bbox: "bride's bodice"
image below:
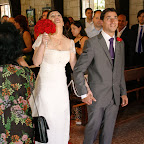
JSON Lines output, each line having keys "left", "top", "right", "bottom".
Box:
{"left": 42, "top": 49, "right": 70, "bottom": 67}
{"left": 32, "top": 34, "right": 76, "bottom": 69}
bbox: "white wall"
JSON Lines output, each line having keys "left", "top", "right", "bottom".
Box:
{"left": 64, "top": 0, "right": 143, "bottom": 27}
{"left": 129, "top": 0, "right": 143, "bottom": 28}
{"left": 64, "top": 0, "right": 80, "bottom": 20}
{"left": 64, "top": 0, "right": 115, "bottom": 20}
{"left": 0, "top": 0, "right": 9, "bottom": 5}
{"left": 1, "top": 0, "right": 143, "bottom": 27}
{"left": 21, "top": 0, "right": 51, "bottom": 22}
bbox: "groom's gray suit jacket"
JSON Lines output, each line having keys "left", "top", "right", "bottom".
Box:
{"left": 73, "top": 33, "right": 127, "bottom": 108}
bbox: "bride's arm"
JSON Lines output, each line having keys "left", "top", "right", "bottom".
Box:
{"left": 33, "top": 33, "right": 50, "bottom": 66}
{"left": 33, "top": 44, "right": 45, "bottom": 66}
{"left": 70, "top": 52, "right": 77, "bottom": 70}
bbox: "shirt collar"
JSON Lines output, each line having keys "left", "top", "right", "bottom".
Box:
{"left": 86, "top": 18, "right": 93, "bottom": 24}
{"left": 118, "top": 26, "right": 127, "bottom": 33}
{"left": 101, "top": 30, "right": 115, "bottom": 41}
{"left": 139, "top": 24, "right": 144, "bottom": 27}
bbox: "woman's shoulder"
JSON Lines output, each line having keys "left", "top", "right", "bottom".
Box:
{"left": 23, "top": 31, "right": 31, "bottom": 38}
{"left": 81, "top": 36, "right": 88, "bottom": 41}
{"left": 23, "top": 31, "right": 30, "bottom": 34}
{"left": 80, "top": 36, "right": 88, "bottom": 43}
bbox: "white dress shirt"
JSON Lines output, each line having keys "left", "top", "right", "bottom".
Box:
{"left": 117, "top": 26, "right": 127, "bottom": 38}
{"left": 101, "top": 30, "right": 116, "bottom": 51}
{"left": 85, "top": 18, "right": 93, "bottom": 29}
{"left": 81, "top": 30, "right": 116, "bottom": 99}
{"left": 85, "top": 23, "right": 102, "bottom": 38}
{"left": 136, "top": 24, "right": 144, "bottom": 53}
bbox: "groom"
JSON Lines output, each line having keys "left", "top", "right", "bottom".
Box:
{"left": 73, "top": 8, "right": 128, "bottom": 144}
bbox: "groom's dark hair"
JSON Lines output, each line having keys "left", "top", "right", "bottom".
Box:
{"left": 100, "top": 8, "right": 117, "bottom": 20}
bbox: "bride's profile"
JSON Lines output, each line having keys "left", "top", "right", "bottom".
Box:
{"left": 31, "top": 10, "right": 77, "bottom": 144}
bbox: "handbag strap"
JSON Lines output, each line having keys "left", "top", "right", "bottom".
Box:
{"left": 31, "top": 88, "right": 39, "bottom": 117}
{"left": 26, "top": 68, "right": 39, "bottom": 117}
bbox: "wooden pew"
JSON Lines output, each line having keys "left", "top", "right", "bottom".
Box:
{"left": 124, "top": 67, "right": 144, "bottom": 100}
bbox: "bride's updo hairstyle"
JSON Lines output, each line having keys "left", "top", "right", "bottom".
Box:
{"left": 47, "top": 10, "right": 63, "bottom": 19}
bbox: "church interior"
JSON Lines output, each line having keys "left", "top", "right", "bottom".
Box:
{"left": 0, "top": 0, "right": 144, "bottom": 144}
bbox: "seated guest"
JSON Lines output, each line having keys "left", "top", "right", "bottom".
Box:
{"left": 131, "top": 10, "right": 144, "bottom": 67}
{"left": 71, "top": 21, "right": 88, "bottom": 59}
{"left": 116, "top": 14, "right": 135, "bottom": 68}
{"left": 0, "top": 22, "right": 35, "bottom": 143}
{"left": 68, "top": 16, "right": 74, "bottom": 24}
{"left": 1, "top": 15, "right": 9, "bottom": 23}
{"left": 14, "top": 15, "right": 33, "bottom": 65}
{"left": 85, "top": 10, "right": 102, "bottom": 38}
{"left": 8, "top": 17, "right": 15, "bottom": 24}
{"left": 8, "top": 17, "right": 30, "bottom": 67}
{"left": 63, "top": 17, "right": 74, "bottom": 39}
{"left": 79, "top": 8, "right": 93, "bottom": 29}
{"left": 42, "top": 10, "right": 49, "bottom": 20}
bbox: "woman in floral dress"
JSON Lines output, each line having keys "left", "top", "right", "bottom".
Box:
{"left": 0, "top": 22, "right": 35, "bottom": 143}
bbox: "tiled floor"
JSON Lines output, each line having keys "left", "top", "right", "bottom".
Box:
{"left": 69, "top": 101, "right": 144, "bottom": 144}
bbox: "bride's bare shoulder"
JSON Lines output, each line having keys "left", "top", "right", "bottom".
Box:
{"left": 63, "top": 36, "right": 72, "bottom": 43}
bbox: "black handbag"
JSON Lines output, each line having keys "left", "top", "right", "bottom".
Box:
{"left": 33, "top": 116, "right": 49, "bottom": 143}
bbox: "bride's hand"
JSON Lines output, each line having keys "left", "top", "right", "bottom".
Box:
{"left": 41, "top": 32, "right": 50, "bottom": 45}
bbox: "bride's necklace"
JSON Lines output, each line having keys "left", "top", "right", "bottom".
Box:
{"left": 50, "top": 36, "right": 63, "bottom": 47}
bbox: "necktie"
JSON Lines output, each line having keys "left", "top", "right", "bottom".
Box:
{"left": 109, "top": 38, "right": 115, "bottom": 63}
{"left": 138, "top": 26, "right": 143, "bottom": 53}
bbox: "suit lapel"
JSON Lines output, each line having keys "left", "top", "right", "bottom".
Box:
{"left": 97, "top": 33, "right": 113, "bottom": 66}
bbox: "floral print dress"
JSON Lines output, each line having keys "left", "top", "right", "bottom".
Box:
{"left": 0, "top": 64, "right": 35, "bottom": 144}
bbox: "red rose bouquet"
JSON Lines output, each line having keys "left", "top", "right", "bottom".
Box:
{"left": 34, "top": 19, "right": 56, "bottom": 37}
{"left": 116, "top": 37, "right": 122, "bottom": 42}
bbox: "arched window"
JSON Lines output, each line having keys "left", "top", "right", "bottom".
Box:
{"left": 94, "top": 0, "right": 105, "bottom": 11}
{"left": 0, "top": 0, "right": 21, "bottom": 21}
{"left": 81, "top": 0, "right": 105, "bottom": 18}
{"left": 0, "top": 0, "right": 11, "bottom": 18}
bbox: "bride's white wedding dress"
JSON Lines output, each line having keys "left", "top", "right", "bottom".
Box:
{"left": 30, "top": 35, "right": 75, "bottom": 144}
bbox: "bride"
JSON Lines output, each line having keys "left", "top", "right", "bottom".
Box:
{"left": 31, "top": 10, "right": 76, "bottom": 144}
{"left": 31, "top": 10, "right": 92, "bottom": 144}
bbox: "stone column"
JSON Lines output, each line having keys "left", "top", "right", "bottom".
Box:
{"left": 129, "top": 0, "right": 143, "bottom": 28}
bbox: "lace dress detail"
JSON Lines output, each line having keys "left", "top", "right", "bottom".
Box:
{"left": 30, "top": 35, "right": 75, "bottom": 144}
{"left": 32, "top": 34, "right": 75, "bottom": 53}
{"left": 32, "top": 35, "right": 42, "bottom": 50}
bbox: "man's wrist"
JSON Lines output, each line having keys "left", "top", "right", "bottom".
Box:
{"left": 81, "top": 94, "right": 87, "bottom": 99}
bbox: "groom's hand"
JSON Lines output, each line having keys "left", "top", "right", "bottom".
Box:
{"left": 82, "top": 91, "right": 96, "bottom": 105}
{"left": 121, "top": 95, "right": 128, "bottom": 107}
